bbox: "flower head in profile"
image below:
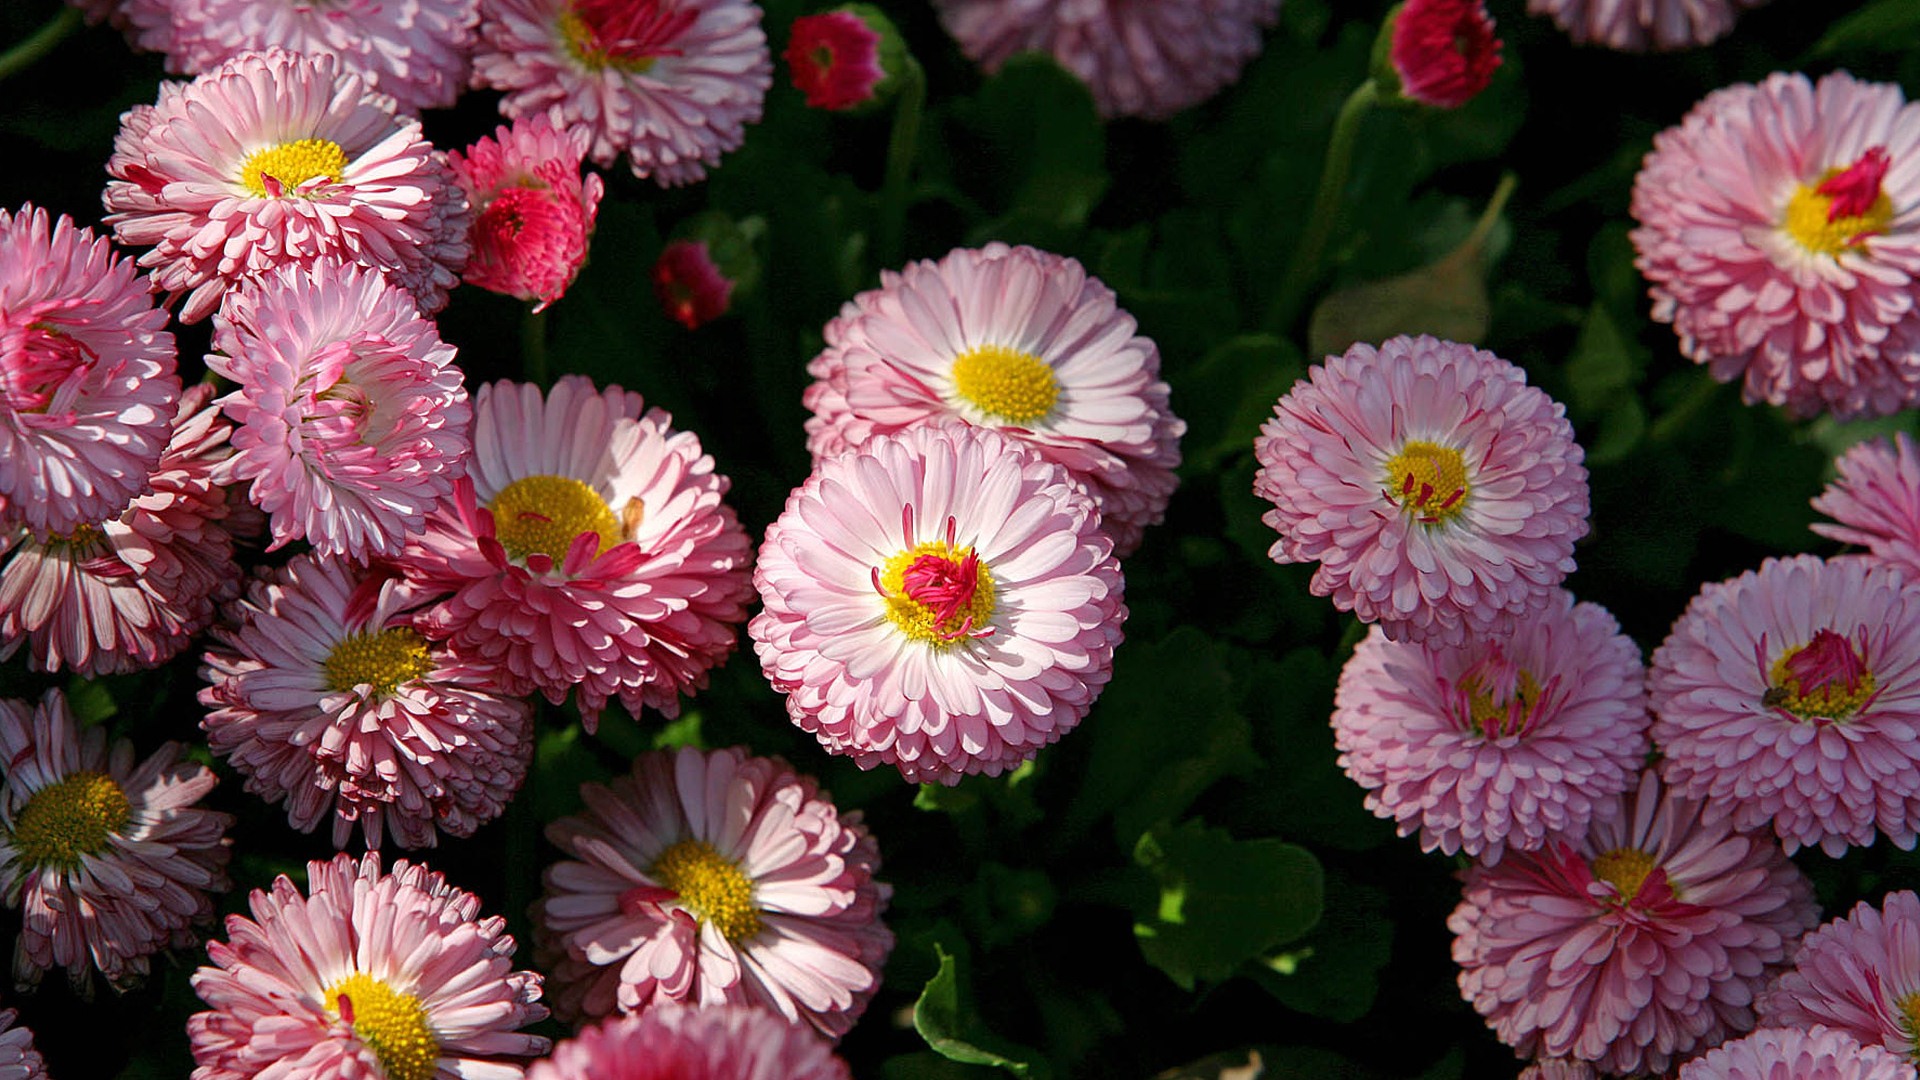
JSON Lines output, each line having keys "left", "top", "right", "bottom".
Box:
{"left": 1385, "top": 0, "right": 1501, "bottom": 110}
{"left": 1759, "top": 890, "right": 1920, "bottom": 1059}
{"left": 784, "top": 6, "right": 901, "bottom": 112}
{"left": 1680, "top": 1026, "right": 1916, "bottom": 1080}
{"left": 1529, "top": 0, "right": 1765, "bottom": 51}
{"left": 0, "top": 1008, "right": 45, "bottom": 1080}
{"left": 1812, "top": 433, "right": 1920, "bottom": 579}
{"left": 653, "top": 240, "right": 735, "bottom": 329}
{"left": 528, "top": 1003, "right": 851, "bottom": 1080}
{"left": 450, "top": 115, "right": 605, "bottom": 311}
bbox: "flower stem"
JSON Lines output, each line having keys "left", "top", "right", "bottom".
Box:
{"left": 0, "top": 7, "right": 81, "bottom": 85}
{"left": 521, "top": 307, "right": 550, "bottom": 387}
{"left": 877, "top": 60, "right": 926, "bottom": 271}
{"left": 1266, "top": 78, "right": 1382, "bottom": 334}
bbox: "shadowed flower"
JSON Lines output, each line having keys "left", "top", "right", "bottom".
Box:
{"left": 66, "top": 0, "right": 174, "bottom": 52}
{"left": 652, "top": 240, "right": 734, "bottom": 329}
{"left": 1528, "top": 0, "right": 1765, "bottom": 51}
{"left": 527, "top": 1003, "right": 851, "bottom": 1079}
{"left": 1760, "top": 890, "right": 1920, "bottom": 1059}
{"left": 1812, "top": 433, "right": 1920, "bottom": 579}
{"left": 784, "top": 7, "right": 893, "bottom": 111}
{"left": 0, "top": 1009, "right": 45, "bottom": 1080}
{"left": 1386, "top": 0, "right": 1501, "bottom": 109}
{"left": 1680, "top": 1026, "right": 1916, "bottom": 1080}
{"left": 451, "top": 115, "right": 605, "bottom": 310}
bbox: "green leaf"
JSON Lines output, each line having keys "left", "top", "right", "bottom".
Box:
{"left": 1132, "top": 820, "right": 1324, "bottom": 990}
{"left": 1173, "top": 334, "right": 1303, "bottom": 474}
{"left": 949, "top": 55, "right": 1107, "bottom": 239}
{"left": 1248, "top": 870, "right": 1393, "bottom": 1021}
{"left": 914, "top": 944, "right": 1051, "bottom": 1078}
{"left": 62, "top": 677, "right": 116, "bottom": 725}
{"left": 1812, "top": 0, "right": 1920, "bottom": 56}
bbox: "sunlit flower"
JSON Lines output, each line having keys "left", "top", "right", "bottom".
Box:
{"left": 1812, "top": 433, "right": 1920, "bottom": 579}
{"left": 1387, "top": 0, "right": 1502, "bottom": 109}
{"left": 1679, "top": 1026, "right": 1915, "bottom": 1080}
{"left": 652, "top": 239, "right": 734, "bottom": 329}
{"left": 1529, "top": 0, "right": 1764, "bottom": 51}
{"left": 1760, "top": 890, "right": 1920, "bottom": 1058}
{"left": 451, "top": 115, "right": 605, "bottom": 310}
{"left": 527, "top": 1003, "right": 849, "bottom": 1080}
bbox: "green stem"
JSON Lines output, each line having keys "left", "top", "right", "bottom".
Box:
{"left": 1464, "top": 172, "right": 1520, "bottom": 257}
{"left": 877, "top": 61, "right": 926, "bottom": 271}
{"left": 521, "top": 307, "right": 550, "bottom": 387}
{"left": 1266, "top": 79, "right": 1382, "bottom": 334}
{"left": 0, "top": 7, "right": 81, "bottom": 85}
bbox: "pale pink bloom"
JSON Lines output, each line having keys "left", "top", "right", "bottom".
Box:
{"left": 1254, "top": 335, "right": 1590, "bottom": 647}
{"left": 1530, "top": 0, "right": 1764, "bottom": 51}
{"left": 527, "top": 1003, "right": 850, "bottom": 1080}
{"left": 1450, "top": 772, "right": 1819, "bottom": 1076}
{"left": 451, "top": 115, "right": 605, "bottom": 310}
{"left": 1333, "top": 590, "right": 1648, "bottom": 862}
{"left": 784, "top": 9, "right": 887, "bottom": 111}
{"left": 200, "top": 554, "right": 534, "bottom": 850}
{"left": 66, "top": 0, "right": 175, "bottom": 52}
{"left": 0, "top": 1009, "right": 45, "bottom": 1080}
{"left": 1680, "top": 1026, "right": 1916, "bottom": 1080}
{"left": 0, "top": 385, "right": 241, "bottom": 676}
{"left": 653, "top": 240, "right": 734, "bottom": 329}
{"left": 0, "top": 203, "right": 179, "bottom": 535}
{"left": 472, "top": 0, "right": 772, "bottom": 186}
{"left": 208, "top": 259, "right": 470, "bottom": 559}
{"left": 103, "top": 48, "right": 470, "bottom": 323}
{"left": 1390, "top": 0, "right": 1502, "bottom": 109}
{"left": 535, "top": 746, "right": 892, "bottom": 1038}
{"left": 401, "top": 376, "right": 754, "bottom": 731}
{"left": 752, "top": 424, "right": 1126, "bottom": 784}
{"left": 164, "top": 0, "right": 479, "bottom": 112}
{"left": 933, "top": 0, "right": 1278, "bottom": 120}
{"left": 0, "top": 688, "right": 232, "bottom": 993}
{"left": 804, "top": 243, "right": 1183, "bottom": 556}
{"left": 1651, "top": 554, "right": 1920, "bottom": 856}
{"left": 188, "top": 851, "right": 549, "bottom": 1079}
{"left": 1759, "top": 890, "right": 1920, "bottom": 1057}
{"left": 1812, "top": 433, "right": 1920, "bottom": 579}
{"left": 1632, "top": 72, "right": 1920, "bottom": 419}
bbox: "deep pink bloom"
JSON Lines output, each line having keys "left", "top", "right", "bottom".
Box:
{"left": 1333, "top": 590, "right": 1648, "bottom": 862}
{"left": 535, "top": 746, "right": 892, "bottom": 1037}
{"left": 0, "top": 203, "right": 179, "bottom": 535}
{"left": 652, "top": 239, "right": 734, "bottom": 329}
{"left": 1812, "top": 433, "right": 1920, "bottom": 579}
{"left": 0, "top": 689, "right": 232, "bottom": 993}
{"left": 188, "top": 852, "right": 549, "bottom": 1079}
{"left": 0, "top": 1009, "right": 46, "bottom": 1080}
{"left": 528, "top": 1003, "right": 850, "bottom": 1080}
{"left": 785, "top": 10, "right": 885, "bottom": 111}
{"left": 1529, "top": 0, "right": 1765, "bottom": 51}
{"left": 451, "top": 115, "right": 605, "bottom": 310}
{"left": 1680, "top": 1026, "right": 1916, "bottom": 1080}
{"left": 1450, "top": 772, "right": 1819, "bottom": 1075}
{"left": 1760, "top": 891, "right": 1920, "bottom": 1058}
{"left": 1389, "top": 0, "right": 1502, "bottom": 109}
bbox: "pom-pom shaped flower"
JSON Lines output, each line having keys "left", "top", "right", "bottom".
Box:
{"left": 103, "top": 48, "right": 470, "bottom": 323}
{"left": 0, "top": 385, "right": 242, "bottom": 676}
{"left": 1631, "top": 71, "right": 1920, "bottom": 419}
{"left": 1450, "top": 772, "right": 1819, "bottom": 1076}
{"left": 0, "top": 203, "right": 179, "bottom": 535}
{"left": 200, "top": 554, "right": 534, "bottom": 850}
{"left": 0, "top": 688, "right": 232, "bottom": 992}
{"left": 1812, "top": 433, "right": 1920, "bottom": 579}
{"left": 208, "top": 259, "right": 470, "bottom": 559}
{"left": 1254, "top": 334, "right": 1590, "bottom": 646}
{"left": 1529, "top": 0, "right": 1764, "bottom": 51}
{"left": 450, "top": 115, "right": 605, "bottom": 310}
{"left": 473, "top": 0, "right": 772, "bottom": 186}
{"left": 933, "top": 0, "right": 1279, "bottom": 120}
{"left": 1333, "top": 589, "right": 1648, "bottom": 861}
{"left": 1650, "top": 555, "right": 1920, "bottom": 856}
{"left": 753, "top": 424, "right": 1127, "bottom": 784}
{"left": 535, "top": 746, "right": 893, "bottom": 1037}
{"left": 528, "top": 1003, "right": 851, "bottom": 1080}
{"left": 1386, "top": 0, "right": 1502, "bottom": 109}
{"left": 1759, "top": 890, "right": 1920, "bottom": 1058}
{"left": 804, "top": 243, "right": 1183, "bottom": 556}
{"left": 1680, "top": 1025, "right": 1916, "bottom": 1080}
{"left": 188, "top": 851, "right": 550, "bottom": 1079}
{"left": 653, "top": 239, "right": 736, "bottom": 329}
{"left": 402, "top": 375, "right": 753, "bottom": 730}
{"left": 784, "top": 7, "right": 895, "bottom": 111}
{"left": 0, "top": 1009, "right": 45, "bottom": 1080}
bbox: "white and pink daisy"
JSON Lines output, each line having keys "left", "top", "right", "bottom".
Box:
{"left": 450, "top": 115, "right": 606, "bottom": 310}
{"left": 1632, "top": 71, "right": 1920, "bottom": 419}
{"left": 752, "top": 423, "right": 1127, "bottom": 784}
{"left": 0, "top": 688, "right": 232, "bottom": 992}
{"left": 1387, "top": 0, "right": 1502, "bottom": 110}
{"left": 1680, "top": 1026, "right": 1916, "bottom": 1080}
{"left": 932, "top": 0, "right": 1279, "bottom": 120}
{"left": 803, "top": 243, "right": 1184, "bottom": 557}
{"left": 0, "top": 1009, "right": 45, "bottom": 1080}
{"left": 208, "top": 259, "right": 470, "bottom": 560}
{"left": 472, "top": 0, "right": 772, "bottom": 186}
{"left": 1530, "top": 0, "right": 1764, "bottom": 51}
{"left": 1759, "top": 890, "right": 1920, "bottom": 1057}
{"left": 1651, "top": 554, "right": 1920, "bottom": 856}
{"left": 1333, "top": 589, "right": 1648, "bottom": 862}
{"left": 1254, "top": 334, "right": 1590, "bottom": 647}
{"left": 527, "top": 1003, "right": 850, "bottom": 1080}
{"left": 200, "top": 553, "right": 534, "bottom": 850}
{"left": 1449, "top": 772, "right": 1819, "bottom": 1076}
{"left": 1812, "top": 433, "right": 1920, "bottom": 579}
{"left": 401, "top": 375, "right": 753, "bottom": 731}
{"left": 0, "top": 203, "right": 178, "bottom": 535}
{"left": 534, "top": 746, "right": 892, "bottom": 1038}
{"left": 103, "top": 47, "right": 470, "bottom": 324}
{"left": 188, "top": 851, "right": 550, "bottom": 1079}
{"left": 0, "top": 384, "right": 242, "bottom": 677}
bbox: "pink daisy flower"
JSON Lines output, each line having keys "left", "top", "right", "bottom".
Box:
{"left": 784, "top": 8, "right": 889, "bottom": 112}
{"left": 535, "top": 746, "right": 893, "bottom": 1038}
{"left": 66, "top": 0, "right": 175, "bottom": 53}
{"left": 653, "top": 239, "right": 735, "bottom": 329}
{"left": 103, "top": 47, "right": 470, "bottom": 324}
{"left": 0, "top": 203, "right": 179, "bottom": 535}
{"left": 527, "top": 1003, "right": 851, "bottom": 1080}
{"left": 188, "top": 851, "right": 550, "bottom": 1079}
{"left": 208, "top": 259, "right": 470, "bottom": 560}
{"left": 1519, "top": 1063, "right": 1595, "bottom": 1080}
{"left": 1332, "top": 589, "right": 1649, "bottom": 862}
{"left": 803, "top": 243, "right": 1184, "bottom": 557}
{"left": 1650, "top": 554, "right": 1920, "bottom": 856}
{"left": 450, "top": 116, "right": 605, "bottom": 311}
{"left": 932, "top": 0, "right": 1279, "bottom": 120}
{"left": 1450, "top": 772, "right": 1819, "bottom": 1076}
{"left": 0, "top": 1009, "right": 46, "bottom": 1080}
{"left": 1631, "top": 71, "right": 1920, "bottom": 419}
{"left": 1253, "top": 334, "right": 1590, "bottom": 647}
{"left": 752, "top": 424, "right": 1127, "bottom": 784}
{"left": 1812, "top": 433, "right": 1920, "bottom": 580}
{"left": 472, "top": 0, "right": 772, "bottom": 186}
{"left": 1529, "top": 0, "right": 1764, "bottom": 51}
{"left": 1388, "top": 0, "right": 1502, "bottom": 110}
{"left": 1759, "top": 890, "right": 1920, "bottom": 1057}
{"left": 401, "top": 375, "right": 753, "bottom": 731}
{"left": 0, "top": 384, "right": 242, "bottom": 677}
{"left": 200, "top": 553, "right": 534, "bottom": 850}
{"left": 0, "top": 688, "right": 233, "bottom": 992}
{"left": 1680, "top": 1026, "right": 1916, "bottom": 1080}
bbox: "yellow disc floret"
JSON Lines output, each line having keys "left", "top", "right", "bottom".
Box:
{"left": 877, "top": 541, "right": 997, "bottom": 647}
{"left": 1463, "top": 669, "right": 1543, "bottom": 740}
{"left": 1784, "top": 184, "right": 1894, "bottom": 256}
{"left": 240, "top": 138, "right": 349, "bottom": 198}
{"left": 488, "top": 475, "right": 625, "bottom": 563}
{"left": 1589, "top": 847, "right": 1658, "bottom": 902}
{"left": 12, "top": 770, "right": 131, "bottom": 870}
{"left": 323, "top": 628, "right": 435, "bottom": 696}
{"left": 1382, "top": 440, "right": 1471, "bottom": 524}
{"left": 325, "top": 972, "right": 440, "bottom": 1080}
{"left": 1767, "top": 629, "right": 1877, "bottom": 722}
{"left": 951, "top": 344, "right": 1060, "bottom": 425}
{"left": 650, "top": 838, "right": 762, "bottom": 942}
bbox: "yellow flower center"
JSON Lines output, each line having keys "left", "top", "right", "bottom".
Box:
{"left": 1463, "top": 668, "right": 1543, "bottom": 739}
{"left": 1382, "top": 440, "right": 1470, "bottom": 524}
{"left": 877, "top": 540, "right": 997, "bottom": 647}
{"left": 1896, "top": 990, "right": 1920, "bottom": 1048}
{"left": 240, "top": 138, "right": 349, "bottom": 198}
{"left": 1767, "top": 629, "right": 1877, "bottom": 722}
{"left": 51, "top": 523, "right": 105, "bottom": 550}
{"left": 951, "top": 344, "right": 1060, "bottom": 425}
{"left": 1589, "top": 847, "right": 1657, "bottom": 901}
{"left": 11, "top": 770, "right": 131, "bottom": 870}
{"left": 488, "top": 475, "right": 627, "bottom": 563}
{"left": 1784, "top": 183, "right": 1894, "bottom": 255}
{"left": 649, "top": 838, "right": 761, "bottom": 942}
{"left": 323, "top": 628, "right": 435, "bottom": 696}
{"left": 324, "top": 973, "right": 440, "bottom": 1080}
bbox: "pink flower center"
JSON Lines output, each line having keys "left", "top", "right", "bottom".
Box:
{"left": 1589, "top": 847, "right": 1657, "bottom": 902}
{"left": 873, "top": 509, "right": 997, "bottom": 646}
{"left": 1, "top": 322, "right": 93, "bottom": 415}
{"left": 1766, "top": 628, "right": 1877, "bottom": 722}
{"left": 561, "top": 0, "right": 696, "bottom": 73}
{"left": 1453, "top": 646, "right": 1546, "bottom": 740}
{"left": 1381, "top": 440, "right": 1471, "bottom": 524}
{"left": 1783, "top": 146, "right": 1895, "bottom": 256}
